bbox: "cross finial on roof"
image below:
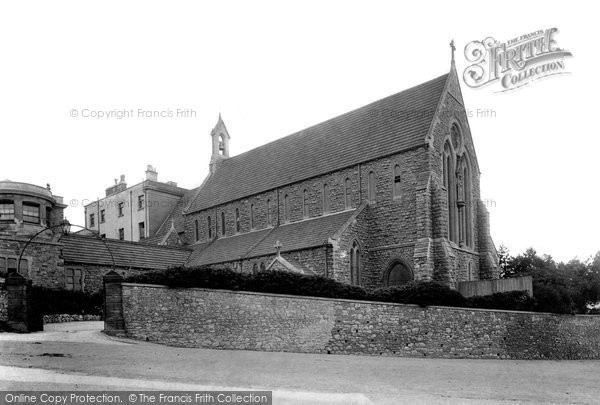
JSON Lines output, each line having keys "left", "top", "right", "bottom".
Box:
{"left": 274, "top": 240, "right": 282, "bottom": 257}
{"left": 450, "top": 39, "right": 456, "bottom": 63}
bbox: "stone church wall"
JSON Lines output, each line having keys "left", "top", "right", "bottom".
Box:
{"left": 119, "top": 284, "right": 600, "bottom": 360}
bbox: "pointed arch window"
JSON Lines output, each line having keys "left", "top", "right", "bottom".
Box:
{"left": 284, "top": 194, "right": 290, "bottom": 223}
{"left": 393, "top": 164, "right": 402, "bottom": 199}
{"left": 252, "top": 263, "right": 258, "bottom": 274}
{"left": 266, "top": 199, "right": 271, "bottom": 226}
{"left": 221, "top": 212, "right": 226, "bottom": 236}
{"left": 250, "top": 204, "right": 255, "bottom": 229}
{"left": 457, "top": 155, "right": 473, "bottom": 248}
{"left": 235, "top": 208, "right": 240, "bottom": 233}
{"left": 443, "top": 141, "right": 457, "bottom": 243}
{"left": 260, "top": 262, "right": 266, "bottom": 271}
{"left": 194, "top": 219, "right": 199, "bottom": 242}
{"left": 385, "top": 260, "right": 413, "bottom": 287}
{"left": 344, "top": 178, "right": 352, "bottom": 209}
{"left": 349, "top": 240, "right": 361, "bottom": 286}
{"left": 207, "top": 216, "right": 212, "bottom": 239}
{"left": 368, "top": 171, "right": 376, "bottom": 203}
{"left": 302, "top": 190, "right": 309, "bottom": 218}
{"left": 323, "top": 183, "right": 330, "bottom": 214}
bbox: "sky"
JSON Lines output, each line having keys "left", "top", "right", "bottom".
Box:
{"left": 0, "top": 1, "right": 597, "bottom": 263}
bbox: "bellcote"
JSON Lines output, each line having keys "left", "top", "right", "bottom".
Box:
{"left": 209, "top": 114, "right": 231, "bottom": 174}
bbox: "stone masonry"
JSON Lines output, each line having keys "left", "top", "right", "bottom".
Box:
{"left": 118, "top": 284, "right": 600, "bottom": 360}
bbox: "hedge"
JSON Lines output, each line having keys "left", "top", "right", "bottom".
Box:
{"left": 126, "top": 267, "right": 546, "bottom": 312}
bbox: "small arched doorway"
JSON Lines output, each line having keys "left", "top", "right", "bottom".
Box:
{"left": 385, "top": 260, "right": 413, "bottom": 287}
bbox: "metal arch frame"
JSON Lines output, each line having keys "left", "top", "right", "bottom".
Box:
{"left": 16, "top": 222, "right": 116, "bottom": 276}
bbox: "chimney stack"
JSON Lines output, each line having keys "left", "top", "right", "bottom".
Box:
{"left": 145, "top": 165, "right": 158, "bottom": 182}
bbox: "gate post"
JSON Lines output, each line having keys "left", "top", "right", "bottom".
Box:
{"left": 103, "top": 271, "right": 125, "bottom": 336}
{"left": 7, "top": 273, "right": 42, "bottom": 332}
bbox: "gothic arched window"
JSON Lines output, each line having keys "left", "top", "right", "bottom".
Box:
{"left": 260, "top": 262, "right": 266, "bottom": 271}
{"left": 385, "top": 261, "right": 413, "bottom": 287}
{"left": 344, "top": 178, "right": 352, "bottom": 209}
{"left": 252, "top": 263, "right": 258, "bottom": 274}
{"left": 221, "top": 212, "right": 226, "bottom": 236}
{"left": 349, "top": 240, "right": 361, "bottom": 286}
{"left": 368, "top": 171, "right": 376, "bottom": 202}
{"left": 266, "top": 199, "right": 271, "bottom": 226}
{"left": 284, "top": 194, "right": 290, "bottom": 223}
{"left": 443, "top": 141, "right": 457, "bottom": 243}
{"left": 250, "top": 204, "right": 255, "bottom": 229}
{"left": 457, "top": 154, "right": 473, "bottom": 248}
{"left": 235, "top": 208, "right": 240, "bottom": 233}
{"left": 323, "top": 183, "right": 330, "bottom": 214}
{"left": 303, "top": 189, "right": 309, "bottom": 218}
{"left": 218, "top": 134, "right": 225, "bottom": 155}
{"left": 393, "top": 164, "right": 402, "bottom": 199}
{"left": 194, "top": 219, "right": 199, "bottom": 242}
{"left": 207, "top": 216, "right": 212, "bottom": 239}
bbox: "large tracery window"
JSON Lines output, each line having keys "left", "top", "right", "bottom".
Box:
{"left": 443, "top": 123, "right": 473, "bottom": 248}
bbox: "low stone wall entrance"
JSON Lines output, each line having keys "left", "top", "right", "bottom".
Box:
{"left": 106, "top": 280, "right": 600, "bottom": 360}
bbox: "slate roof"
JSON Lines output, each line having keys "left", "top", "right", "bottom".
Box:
{"left": 143, "top": 186, "right": 201, "bottom": 245}
{"left": 186, "top": 210, "right": 355, "bottom": 267}
{"left": 187, "top": 73, "right": 448, "bottom": 213}
{"left": 61, "top": 234, "right": 192, "bottom": 269}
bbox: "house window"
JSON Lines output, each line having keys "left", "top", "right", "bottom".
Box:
{"left": 251, "top": 204, "right": 255, "bottom": 229}
{"left": 89, "top": 213, "right": 95, "bottom": 228}
{"left": 266, "top": 199, "right": 271, "bottom": 226}
{"left": 46, "top": 207, "right": 52, "bottom": 226}
{"left": 23, "top": 203, "right": 40, "bottom": 224}
{"left": 118, "top": 228, "right": 125, "bottom": 240}
{"left": 302, "top": 190, "right": 309, "bottom": 218}
{"left": 221, "top": 212, "right": 226, "bottom": 236}
{"left": 235, "top": 208, "right": 240, "bottom": 233}
{"left": 18, "top": 259, "right": 28, "bottom": 275}
{"left": 7, "top": 258, "right": 16, "bottom": 274}
{"left": 100, "top": 210, "right": 105, "bottom": 223}
{"left": 323, "top": 183, "right": 330, "bottom": 214}
{"left": 284, "top": 194, "right": 290, "bottom": 223}
{"left": 65, "top": 268, "right": 83, "bottom": 291}
{"left": 349, "top": 241, "right": 361, "bottom": 286}
{"left": 393, "top": 164, "right": 402, "bottom": 198}
{"left": 137, "top": 195, "right": 145, "bottom": 210}
{"left": 138, "top": 221, "right": 145, "bottom": 239}
{"left": 207, "top": 216, "right": 212, "bottom": 239}
{"left": 344, "top": 178, "right": 352, "bottom": 209}
{"left": 385, "top": 261, "right": 413, "bottom": 287}
{"left": 368, "top": 171, "right": 376, "bottom": 202}
{"left": 194, "top": 219, "right": 199, "bottom": 242}
{"left": 118, "top": 202, "right": 124, "bottom": 217}
{"left": 0, "top": 200, "right": 15, "bottom": 221}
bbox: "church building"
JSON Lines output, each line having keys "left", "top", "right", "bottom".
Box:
{"left": 148, "top": 57, "right": 499, "bottom": 289}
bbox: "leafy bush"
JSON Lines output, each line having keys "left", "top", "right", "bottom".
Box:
{"left": 31, "top": 287, "right": 103, "bottom": 316}
{"left": 369, "top": 281, "right": 466, "bottom": 307}
{"left": 466, "top": 291, "right": 535, "bottom": 312}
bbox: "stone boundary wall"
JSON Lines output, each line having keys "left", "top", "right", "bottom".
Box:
{"left": 118, "top": 283, "right": 600, "bottom": 360}
{"left": 0, "top": 282, "right": 7, "bottom": 322}
{"left": 43, "top": 314, "right": 102, "bottom": 324}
